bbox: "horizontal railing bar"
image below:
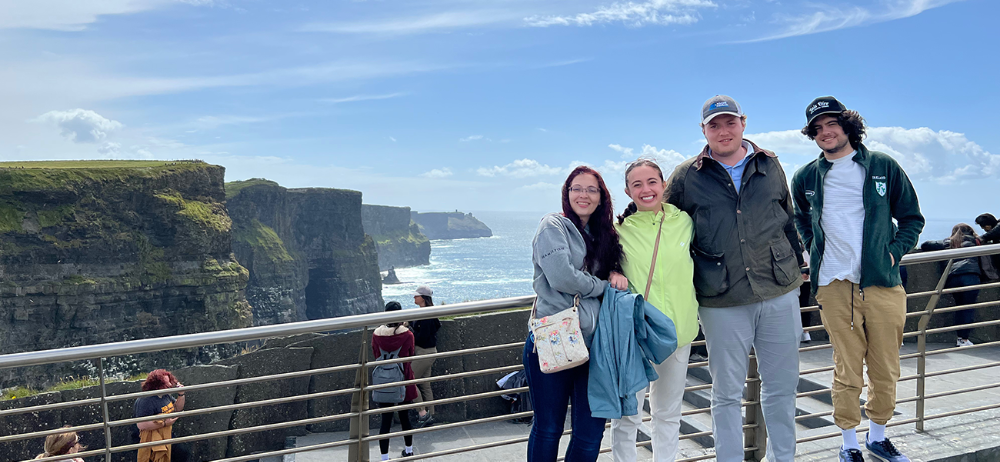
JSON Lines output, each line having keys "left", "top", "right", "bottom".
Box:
{"left": 922, "top": 402, "right": 1000, "bottom": 422}
{"left": 906, "top": 299, "right": 1000, "bottom": 319}
{"left": 364, "top": 341, "right": 524, "bottom": 368}
{"left": 900, "top": 243, "right": 1000, "bottom": 265}
{"left": 362, "top": 410, "right": 537, "bottom": 443}
{"left": 900, "top": 360, "right": 1000, "bottom": 382}
{"left": 900, "top": 340, "right": 1000, "bottom": 360}
{"left": 365, "top": 364, "right": 523, "bottom": 391}
{"left": 0, "top": 422, "right": 105, "bottom": 444}
{"left": 108, "top": 410, "right": 358, "bottom": 456}
{"left": 363, "top": 387, "right": 528, "bottom": 417}
{"left": 906, "top": 280, "right": 1000, "bottom": 300}
{"left": 913, "top": 319, "right": 1000, "bottom": 337}
{"left": 0, "top": 295, "right": 535, "bottom": 369}
{"left": 898, "top": 381, "right": 1000, "bottom": 404}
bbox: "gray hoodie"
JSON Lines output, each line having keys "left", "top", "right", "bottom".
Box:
{"left": 532, "top": 213, "right": 608, "bottom": 347}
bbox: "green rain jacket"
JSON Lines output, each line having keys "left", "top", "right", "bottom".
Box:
{"left": 791, "top": 143, "right": 925, "bottom": 294}
{"left": 615, "top": 203, "right": 699, "bottom": 347}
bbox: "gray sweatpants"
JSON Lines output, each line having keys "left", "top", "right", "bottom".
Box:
{"left": 699, "top": 289, "right": 802, "bottom": 462}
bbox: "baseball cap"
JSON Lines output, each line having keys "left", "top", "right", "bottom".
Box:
{"left": 805, "top": 96, "right": 847, "bottom": 126}
{"left": 701, "top": 95, "right": 743, "bottom": 125}
{"left": 412, "top": 285, "right": 433, "bottom": 297}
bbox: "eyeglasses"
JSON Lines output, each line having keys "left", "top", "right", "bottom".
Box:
{"left": 568, "top": 186, "right": 600, "bottom": 196}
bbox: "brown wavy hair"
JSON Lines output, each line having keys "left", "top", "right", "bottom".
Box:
{"left": 801, "top": 110, "right": 867, "bottom": 150}
{"left": 35, "top": 427, "right": 84, "bottom": 459}
{"left": 561, "top": 166, "right": 622, "bottom": 279}
{"left": 949, "top": 223, "right": 979, "bottom": 249}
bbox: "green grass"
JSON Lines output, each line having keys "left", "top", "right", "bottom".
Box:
{"left": 1, "top": 373, "right": 147, "bottom": 401}
{"left": 225, "top": 178, "right": 281, "bottom": 199}
{"left": 155, "top": 191, "right": 232, "bottom": 233}
{"left": 233, "top": 219, "right": 293, "bottom": 262}
{"left": 0, "top": 202, "right": 22, "bottom": 232}
{"left": 0, "top": 160, "right": 209, "bottom": 193}
{"left": 0, "top": 160, "right": 172, "bottom": 169}
{"left": 37, "top": 205, "right": 76, "bottom": 228}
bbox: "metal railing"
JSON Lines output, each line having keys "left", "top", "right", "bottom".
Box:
{"left": 1, "top": 244, "right": 999, "bottom": 462}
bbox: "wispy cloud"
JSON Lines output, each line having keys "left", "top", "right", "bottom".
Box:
{"left": 478, "top": 159, "right": 564, "bottom": 178}
{"left": 537, "top": 58, "right": 594, "bottom": 68}
{"left": 525, "top": 0, "right": 717, "bottom": 27}
{"left": 320, "top": 92, "right": 407, "bottom": 104}
{"left": 421, "top": 168, "right": 454, "bottom": 179}
{"left": 460, "top": 135, "right": 488, "bottom": 142}
{"left": 739, "top": 0, "right": 963, "bottom": 43}
{"left": 389, "top": 136, "right": 397, "bottom": 142}
{"left": 300, "top": 11, "right": 514, "bottom": 35}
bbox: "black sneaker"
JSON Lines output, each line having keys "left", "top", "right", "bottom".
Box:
{"left": 400, "top": 449, "right": 414, "bottom": 458}
{"left": 865, "top": 437, "right": 910, "bottom": 462}
{"left": 840, "top": 447, "right": 865, "bottom": 462}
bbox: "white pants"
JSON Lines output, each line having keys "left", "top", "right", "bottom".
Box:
{"left": 611, "top": 343, "right": 692, "bottom": 461}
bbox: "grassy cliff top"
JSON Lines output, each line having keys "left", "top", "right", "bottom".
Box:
{"left": 0, "top": 160, "right": 212, "bottom": 193}
{"left": 225, "top": 178, "right": 281, "bottom": 199}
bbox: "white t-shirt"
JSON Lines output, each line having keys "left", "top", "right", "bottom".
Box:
{"left": 818, "top": 152, "right": 866, "bottom": 286}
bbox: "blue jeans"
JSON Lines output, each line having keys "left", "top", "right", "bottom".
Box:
{"left": 523, "top": 335, "right": 606, "bottom": 462}
{"left": 946, "top": 273, "right": 980, "bottom": 339}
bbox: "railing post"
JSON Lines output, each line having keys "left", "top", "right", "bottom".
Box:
{"left": 97, "top": 357, "right": 113, "bottom": 461}
{"left": 348, "top": 327, "right": 371, "bottom": 462}
{"left": 744, "top": 350, "right": 766, "bottom": 461}
{"left": 915, "top": 259, "right": 954, "bottom": 432}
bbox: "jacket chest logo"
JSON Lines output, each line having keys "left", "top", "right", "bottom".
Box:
{"left": 874, "top": 180, "right": 887, "bottom": 197}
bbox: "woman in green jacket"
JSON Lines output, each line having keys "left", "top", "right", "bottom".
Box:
{"left": 611, "top": 158, "right": 700, "bottom": 461}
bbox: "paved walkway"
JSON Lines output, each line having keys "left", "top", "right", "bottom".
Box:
{"left": 280, "top": 343, "right": 1000, "bottom": 461}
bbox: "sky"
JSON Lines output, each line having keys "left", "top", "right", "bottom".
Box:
{"left": 1, "top": 0, "right": 997, "bottom": 224}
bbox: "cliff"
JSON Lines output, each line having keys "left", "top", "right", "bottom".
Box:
{"left": 361, "top": 204, "right": 430, "bottom": 270}
{"left": 0, "top": 160, "right": 252, "bottom": 388}
{"left": 226, "top": 179, "right": 383, "bottom": 325}
{"left": 411, "top": 211, "right": 493, "bottom": 239}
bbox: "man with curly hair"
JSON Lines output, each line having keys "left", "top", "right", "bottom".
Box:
{"left": 791, "top": 97, "right": 924, "bottom": 462}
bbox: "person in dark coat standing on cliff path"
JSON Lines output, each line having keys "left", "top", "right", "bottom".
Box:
{"left": 410, "top": 285, "right": 441, "bottom": 428}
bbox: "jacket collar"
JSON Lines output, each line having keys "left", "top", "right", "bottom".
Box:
{"left": 627, "top": 202, "right": 681, "bottom": 225}
{"left": 694, "top": 139, "right": 775, "bottom": 171}
{"left": 817, "top": 142, "right": 871, "bottom": 172}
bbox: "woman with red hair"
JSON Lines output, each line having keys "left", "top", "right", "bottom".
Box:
{"left": 134, "top": 369, "right": 185, "bottom": 462}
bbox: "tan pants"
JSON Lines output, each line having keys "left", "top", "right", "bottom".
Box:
{"left": 816, "top": 280, "right": 906, "bottom": 429}
{"left": 411, "top": 346, "right": 436, "bottom": 414}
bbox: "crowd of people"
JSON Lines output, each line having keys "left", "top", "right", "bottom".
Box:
{"left": 523, "top": 94, "right": 996, "bottom": 462}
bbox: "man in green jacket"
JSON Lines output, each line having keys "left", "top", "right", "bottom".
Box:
{"left": 792, "top": 96, "right": 924, "bottom": 462}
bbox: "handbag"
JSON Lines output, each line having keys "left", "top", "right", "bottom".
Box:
{"left": 529, "top": 294, "right": 589, "bottom": 374}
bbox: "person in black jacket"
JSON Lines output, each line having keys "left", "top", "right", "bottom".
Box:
{"left": 921, "top": 223, "right": 984, "bottom": 347}
{"left": 410, "top": 285, "right": 441, "bottom": 428}
{"left": 975, "top": 213, "right": 1000, "bottom": 271}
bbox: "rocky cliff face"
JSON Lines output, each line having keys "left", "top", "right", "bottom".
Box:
{"left": 361, "top": 204, "right": 430, "bottom": 270}
{"left": 411, "top": 211, "right": 493, "bottom": 239}
{"left": 0, "top": 161, "right": 252, "bottom": 388}
{"left": 227, "top": 180, "right": 383, "bottom": 325}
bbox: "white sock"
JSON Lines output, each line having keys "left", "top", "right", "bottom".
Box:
{"left": 405, "top": 445, "right": 413, "bottom": 454}
{"left": 868, "top": 422, "right": 886, "bottom": 442}
{"left": 842, "top": 428, "right": 860, "bottom": 450}
{"left": 381, "top": 455, "right": 390, "bottom": 461}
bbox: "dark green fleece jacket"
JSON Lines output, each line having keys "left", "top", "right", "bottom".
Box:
{"left": 791, "top": 143, "right": 925, "bottom": 294}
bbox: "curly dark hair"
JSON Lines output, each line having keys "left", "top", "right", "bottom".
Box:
{"left": 561, "top": 166, "right": 623, "bottom": 279}
{"left": 801, "top": 110, "right": 867, "bottom": 150}
{"left": 142, "top": 369, "right": 178, "bottom": 391}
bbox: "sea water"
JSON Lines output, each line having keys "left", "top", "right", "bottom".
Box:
{"left": 380, "top": 212, "right": 982, "bottom": 307}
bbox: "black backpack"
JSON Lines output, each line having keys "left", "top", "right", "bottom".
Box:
{"left": 371, "top": 346, "right": 406, "bottom": 404}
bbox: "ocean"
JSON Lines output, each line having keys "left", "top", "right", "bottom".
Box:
{"left": 380, "top": 212, "right": 983, "bottom": 307}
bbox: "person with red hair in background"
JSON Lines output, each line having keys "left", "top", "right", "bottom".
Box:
{"left": 134, "top": 369, "right": 185, "bottom": 462}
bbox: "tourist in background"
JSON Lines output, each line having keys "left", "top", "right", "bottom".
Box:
{"left": 976, "top": 213, "right": 1000, "bottom": 271}
{"left": 921, "top": 224, "right": 983, "bottom": 347}
{"left": 665, "top": 95, "right": 805, "bottom": 462}
{"left": 610, "top": 158, "right": 699, "bottom": 461}
{"left": 34, "top": 427, "right": 85, "bottom": 462}
{"left": 524, "top": 165, "right": 627, "bottom": 462}
{"left": 372, "top": 301, "right": 419, "bottom": 459}
{"left": 134, "top": 369, "right": 185, "bottom": 462}
{"left": 410, "top": 285, "right": 441, "bottom": 428}
{"left": 793, "top": 96, "right": 924, "bottom": 462}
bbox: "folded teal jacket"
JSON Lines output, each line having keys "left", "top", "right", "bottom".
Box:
{"left": 587, "top": 286, "right": 678, "bottom": 420}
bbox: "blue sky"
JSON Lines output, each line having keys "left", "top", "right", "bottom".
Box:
{"left": 1, "top": 0, "right": 997, "bottom": 226}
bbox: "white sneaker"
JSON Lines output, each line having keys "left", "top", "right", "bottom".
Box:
{"left": 957, "top": 339, "right": 974, "bottom": 347}
{"left": 801, "top": 331, "right": 812, "bottom": 343}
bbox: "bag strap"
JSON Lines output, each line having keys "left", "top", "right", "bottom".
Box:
{"left": 643, "top": 212, "right": 666, "bottom": 300}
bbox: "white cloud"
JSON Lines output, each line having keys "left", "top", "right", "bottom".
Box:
{"left": 746, "top": 126, "right": 1000, "bottom": 184}
{"left": 520, "top": 182, "right": 560, "bottom": 191}
{"left": 607, "top": 143, "right": 686, "bottom": 171}
{"left": 478, "top": 159, "right": 565, "bottom": 178}
{"left": 97, "top": 142, "right": 121, "bottom": 156}
{"left": 741, "top": 0, "right": 962, "bottom": 43}
{"left": 32, "top": 109, "right": 123, "bottom": 143}
{"left": 0, "top": 0, "right": 162, "bottom": 31}
{"left": 300, "top": 11, "right": 514, "bottom": 35}
{"left": 525, "top": 0, "right": 717, "bottom": 27}
{"left": 421, "top": 168, "right": 453, "bottom": 178}
{"left": 389, "top": 137, "right": 397, "bottom": 142}
{"left": 320, "top": 92, "right": 407, "bottom": 104}
{"left": 460, "top": 135, "right": 488, "bottom": 142}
